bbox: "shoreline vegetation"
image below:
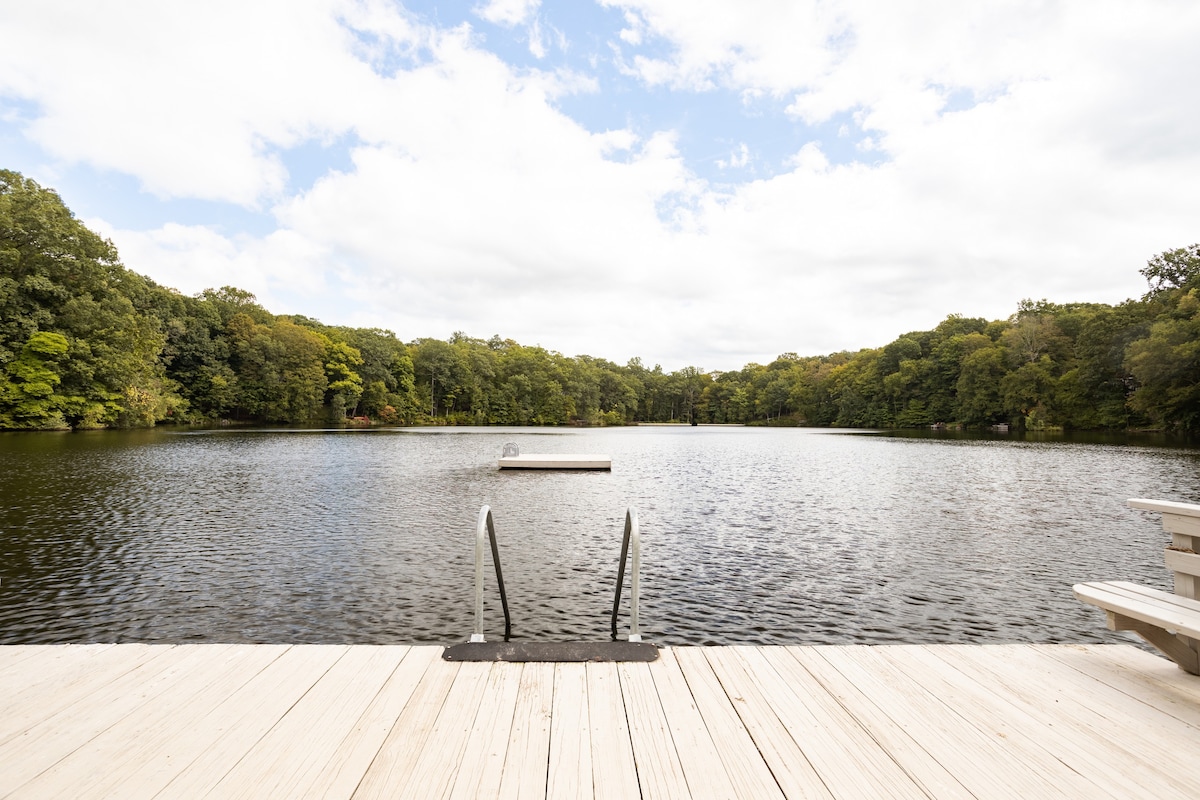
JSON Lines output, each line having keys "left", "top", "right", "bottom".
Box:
{"left": 4, "top": 168, "right": 1200, "bottom": 434}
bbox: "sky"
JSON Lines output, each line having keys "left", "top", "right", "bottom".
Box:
{"left": 1, "top": 0, "right": 1198, "bottom": 372}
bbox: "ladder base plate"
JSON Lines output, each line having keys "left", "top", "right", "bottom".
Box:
{"left": 442, "top": 641, "right": 658, "bottom": 662}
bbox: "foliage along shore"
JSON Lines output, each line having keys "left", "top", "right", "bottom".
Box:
{"left": 3, "top": 168, "right": 1200, "bottom": 433}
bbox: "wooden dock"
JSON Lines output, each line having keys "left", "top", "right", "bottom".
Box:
{"left": 3, "top": 643, "right": 1199, "bottom": 798}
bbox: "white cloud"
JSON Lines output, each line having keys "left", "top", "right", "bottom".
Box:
{"left": 717, "top": 143, "right": 750, "bottom": 170}
{"left": 474, "top": 0, "right": 541, "bottom": 27}
{"left": 786, "top": 142, "right": 827, "bottom": 173}
{"left": 0, "top": 0, "right": 415, "bottom": 206}
{"left": 528, "top": 18, "right": 547, "bottom": 58}
{"left": 90, "top": 220, "right": 333, "bottom": 315}
{"left": 603, "top": 0, "right": 846, "bottom": 93}
{"left": 618, "top": 19, "right": 642, "bottom": 45}
{"left": 4, "top": 0, "right": 1200, "bottom": 370}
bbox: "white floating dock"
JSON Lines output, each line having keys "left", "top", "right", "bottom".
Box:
{"left": 498, "top": 454, "right": 611, "bottom": 470}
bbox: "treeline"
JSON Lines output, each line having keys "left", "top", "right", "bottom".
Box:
{"left": 722, "top": 246, "right": 1200, "bottom": 432}
{"left": 3, "top": 168, "right": 1200, "bottom": 431}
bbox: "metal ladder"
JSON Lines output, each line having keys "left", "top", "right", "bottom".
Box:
{"left": 443, "top": 506, "right": 656, "bottom": 662}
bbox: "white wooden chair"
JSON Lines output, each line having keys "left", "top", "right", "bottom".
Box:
{"left": 1074, "top": 498, "right": 1200, "bottom": 674}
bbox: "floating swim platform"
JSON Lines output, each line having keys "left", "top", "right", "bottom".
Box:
{"left": 498, "top": 453, "right": 611, "bottom": 470}
{"left": 497, "top": 442, "right": 610, "bottom": 470}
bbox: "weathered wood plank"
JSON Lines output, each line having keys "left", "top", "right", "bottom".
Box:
{"left": 670, "top": 647, "right": 784, "bottom": 800}
{"left": 90, "top": 644, "right": 295, "bottom": 797}
{"left": 306, "top": 645, "right": 441, "bottom": 799}
{"left": 735, "top": 646, "right": 928, "bottom": 799}
{"left": 353, "top": 652, "right": 461, "bottom": 798}
{"left": 497, "top": 661, "right": 554, "bottom": 800}
{"left": 1129, "top": 498, "right": 1200, "bottom": 520}
{"left": 1039, "top": 644, "right": 1200, "bottom": 724}
{"left": 152, "top": 645, "right": 350, "bottom": 798}
{"left": 820, "top": 646, "right": 1077, "bottom": 799}
{"left": 929, "top": 644, "right": 1200, "bottom": 797}
{"left": 393, "top": 660, "right": 493, "bottom": 800}
{"left": 1163, "top": 513, "right": 1200, "bottom": 538}
{"left": 448, "top": 662, "right": 523, "bottom": 799}
{"left": 1075, "top": 581, "right": 1200, "bottom": 644}
{"left": 547, "top": 662, "right": 592, "bottom": 800}
{"left": 0, "top": 643, "right": 169, "bottom": 747}
{"left": 873, "top": 646, "right": 1125, "bottom": 799}
{"left": 2, "top": 643, "right": 1197, "bottom": 800}
{"left": 0, "top": 643, "right": 75, "bottom": 678}
{"left": 2, "top": 644, "right": 240, "bottom": 792}
{"left": 784, "top": 647, "right": 971, "bottom": 799}
{"left": 617, "top": 660, "right": 690, "bottom": 799}
{"left": 586, "top": 661, "right": 640, "bottom": 800}
{"left": 701, "top": 645, "right": 833, "bottom": 799}
{"left": 1165, "top": 548, "right": 1200, "bottom": 578}
{"left": 1166, "top": 548, "right": 1200, "bottom": 601}
{"left": 645, "top": 648, "right": 741, "bottom": 800}
{"left": 212, "top": 645, "right": 412, "bottom": 799}
{"left": 1081, "top": 580, "right": 1200, "bottom": 616}
{"left": 10, "top": 644, "right": 285, "bottom": 799}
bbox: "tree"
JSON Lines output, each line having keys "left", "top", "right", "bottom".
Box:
{"left": 0, "top": 331, "right": 69, "bottom": 428}
{"left": 1057, "top": 303, "right": 1148, "bottom": 428}
{"left": 1141, "top": 245, "right": 1200, "bottom": 298}
{"left": 197, "top": 286, "right": 273, "bottom": 326}
{"left": 675, "top": 366, "right": 706, "bottom": 424}
{"left": 412, "top": 338, "right": 470, "bottom": 419}
{"left": 228, "top": 317, "right": 327, "bottom": 423}
{"left": 1126, "top": 291, "right": 1200, "bottom": 430}
{"left": 955, "top": 343, "right": 1006, "bottom": 425}
{"left": 0, "top": 169, "right": 180, "bottom": 428}
{"left": 1003, "top": 305, "right": 1068, "bottom": 365}
{"left": 1001, "top": 356, "right": 1056, "bottom": 427}
{"left": 320, "top": 334, "right": 364, "bottom": 420}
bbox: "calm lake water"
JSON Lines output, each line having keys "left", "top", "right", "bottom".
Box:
{"left": 1, "top": 425, "right": 1198, "bottom": 647}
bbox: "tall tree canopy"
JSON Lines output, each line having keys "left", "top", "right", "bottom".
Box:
{"left": 3, "top": 170, "right": 1199, "bottom": 433}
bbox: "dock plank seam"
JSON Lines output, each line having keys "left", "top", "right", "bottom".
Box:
{"left": 699, "top": 645, "right": 833, "bottom": 798}
{"left": 353, "top": 654, "right": 467, "bottom": 798}
{"left": 154, "top": 645, "right": 352, "bottom": 798}
{"left": 877, "top": 646, "right": 1125, "bottom": 800}
{"left": 669, "top": 647, "right": 785, "bottom": 800}
{"left": 3, "top": 644, "right": 1199, "bottom": 800}
{"left": 782, "top": 646, "right": 972, "bottom": 799}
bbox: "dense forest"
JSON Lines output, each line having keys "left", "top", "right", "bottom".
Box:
{"left": 3, "top": 168, "right": 1200, "bottom": 432}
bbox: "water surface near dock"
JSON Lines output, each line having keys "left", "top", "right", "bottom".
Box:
{"left": 1, "top": 426, "right": 1197, "bottom": 645}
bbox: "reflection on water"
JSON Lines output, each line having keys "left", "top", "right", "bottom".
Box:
{"left": 2, "top": 426, "right": 1198, "bottom": 646}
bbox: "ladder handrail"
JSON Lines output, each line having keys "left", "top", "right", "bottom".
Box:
{"left": 471, "top": 505, "right": 641, "bottom": 644}
{"left": 473, "top": 505, "right": 511, "bottom": 642}
{"left": 611, "top": 508, "right": 642, "bottom": 642}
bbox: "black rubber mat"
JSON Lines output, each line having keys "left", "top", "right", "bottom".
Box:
{"left": 442, "top": 641, "right": 659, "bottom": 662}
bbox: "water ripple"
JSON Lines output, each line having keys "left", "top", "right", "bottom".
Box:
{"left": 0, "top": 427, "right": 1195, "bottom": 646}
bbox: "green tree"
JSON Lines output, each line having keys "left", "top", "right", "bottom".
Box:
{"left": 228, "top": 317, "right": 327, "bottom": 423}
{"left": 412, "top": 338, "right": 471, "bottom": 420}
{"left": 0, "top": 331, "right": 69, "bottom": 428}
{"left": 320, "top": 334, "right": 365, "bottom": 420}
{"left": 1141, "top": 244, "right": 1200, "bottom": 297}
{"left": 0, "top": 169, "right": 180, "bottom": 428}
{"left": 1126, "top": 291, "right": 1200, "bottom": 430}
{"left": 955, "top": 342, "right": 1006, "bottom": 425}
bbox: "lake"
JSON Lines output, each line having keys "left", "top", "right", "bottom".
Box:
{"left": 1, "top": 425, "right": 1197, "bottom": 646}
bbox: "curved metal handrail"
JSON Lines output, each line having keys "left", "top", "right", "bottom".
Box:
{"left": 610, "top": 507, "right": 641, "bottom": 642}
{"left": 473, "top": 505, "right": 511, "bottom": 642}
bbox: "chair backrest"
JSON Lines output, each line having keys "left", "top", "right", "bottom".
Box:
{"left": 1130, "top": 499, "right": 1200, "bottom": 600}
